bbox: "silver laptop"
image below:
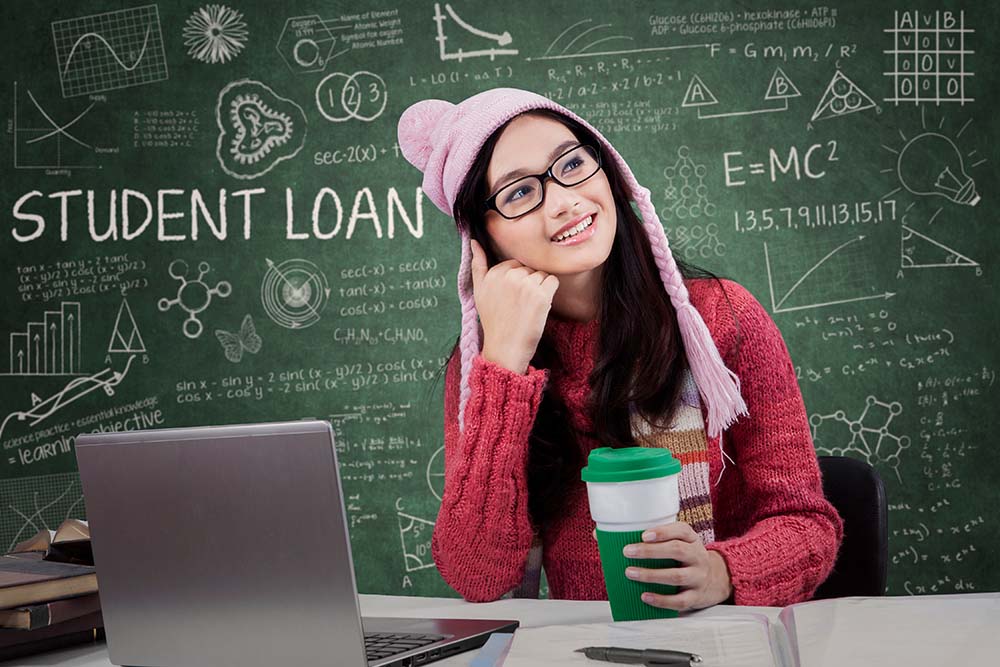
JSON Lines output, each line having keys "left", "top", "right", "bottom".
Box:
{"left": 75, "top": 420, "right": 518, "bottom": 667}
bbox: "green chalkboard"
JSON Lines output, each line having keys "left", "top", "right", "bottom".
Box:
{"left": 1, "top": 0, "right": 997, "bottom": 599}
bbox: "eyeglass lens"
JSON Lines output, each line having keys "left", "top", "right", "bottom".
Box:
{"left": 495, "top": 146, "right": 600, "bottom": 218}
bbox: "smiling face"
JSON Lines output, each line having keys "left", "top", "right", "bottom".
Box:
{"left": 483, "top": 113, "right": 617, "bottom": 277}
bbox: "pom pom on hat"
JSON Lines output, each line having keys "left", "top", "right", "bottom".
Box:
{"left": 398, "top": 99, "right": 455, "bottom": 173}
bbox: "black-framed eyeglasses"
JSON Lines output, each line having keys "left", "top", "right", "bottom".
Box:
{"left": 484, "top": 144, "right": 602, "bottom": 220}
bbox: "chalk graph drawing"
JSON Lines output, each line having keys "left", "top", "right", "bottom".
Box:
{"left": 158, "top": 260, "right": 232, "bottom": 339}
{"left": 526, "top": 18, "right": 715, "bottom": 65}
{"left": 215, "top": 79, "right": 307, "bottom": 180}
{"left": 0, "top": 301, "right": 140, "bottom": 443}
{"left": 434, "top": 2, "right": 518, "bottom": 62}
{"left": 1, "top": 474, "right": 87, "bottom": 553}
{"left": 183, "top": 4, "right": 249, "bottom": 64}
{"left": 810, "top": 70, "right": 878, "bottom": 123}
{"left": 52, "top": 5, "right": 168, "bottom": 98}
{"left": 396, "top": 499, "right": 436, "bottom": 572}
{"left": 11, "top": 82, "right": 101, "bottom": 171}
{"left": 276, "top": 15, "right": 352, "bottom": 74}
{"left": 6, "top": 302, "right": 82, "bottom": 377}
{"left": 260, "top": 258, "right": 329, "bottom": 330}
{"left": 764, "top": 238, "right": 895, "bottom": 314}
{"left": 811, "top": 396, "right": 910, "bottom": 483}
{"left": 0, "top": 355, "right": 136, "bottom": 444}
{"left": 682, "top": 67, "right": 800, "bottom": 120}
{"left": 538, "top": 17, "right": 631, "bottom": 61}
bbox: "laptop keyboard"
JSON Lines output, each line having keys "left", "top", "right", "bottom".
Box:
{"left": 364, "top": 632, "right": 446, "bottom": 662}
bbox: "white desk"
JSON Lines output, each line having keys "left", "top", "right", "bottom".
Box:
{"left": 13, "top": 594, "right": 780, "bottom": 667}
{"left": 20, "top": 594, "right": 1000, "bottom": 666}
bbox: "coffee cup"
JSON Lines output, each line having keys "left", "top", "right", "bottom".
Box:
{"left": 581, "top": 446, "right": 681, "bottom": 621}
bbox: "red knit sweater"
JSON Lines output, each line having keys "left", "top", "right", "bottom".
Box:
{"left": 434, "top": 278, "right": 843, "bottom": 607}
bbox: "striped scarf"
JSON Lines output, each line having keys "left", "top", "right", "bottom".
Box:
{"left": 510, "top": 367, "right": 715, "bottom": 598}
{"left": 630, "top": 367, "right": 715, "bottom": 544}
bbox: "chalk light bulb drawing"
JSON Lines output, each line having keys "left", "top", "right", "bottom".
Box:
{"left": 897, "top": 132, "right": 980, "bottom": 206}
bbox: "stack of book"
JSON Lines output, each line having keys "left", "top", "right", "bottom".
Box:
{"left": 0, "top": 519, "right": 103, "bottom": 661}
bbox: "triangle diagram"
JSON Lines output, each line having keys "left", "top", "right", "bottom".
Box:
{"left": 397, "top": 511, "right": 436, "bottom": 572}
{"left": 901, "top": 225, "right": 979, "bottom": 269}
{"left": 765, "top": 67, "right": 802, "bottom": 100}
{"left": 682, "top": 74, "right": 718, "bottom": 108}
{"left": 107, "top": 300, "right": 146, "bottom": 353}
{"left": 811, "top": 71, "right": 876, "bottom": 122}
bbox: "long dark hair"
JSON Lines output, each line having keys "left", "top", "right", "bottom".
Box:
{"left": 441, "top": 109, "right": 733, "bottom": 527}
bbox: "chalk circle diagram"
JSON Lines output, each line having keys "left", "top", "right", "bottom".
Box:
{"left": 183, "top": 4, "right": 249, "bottom": 64}
{"left": 276, "top": 16, "right": 351, "bottom": 74}
{"left": 426, "top": 445, "right": 445, "bottom": 501}
{"left": 159, "top": 260, "right": 232, "bottom": 339}
{"left": 810, "top": 70, "right": 878, "bottom": 122}
{"left": 810, "top": 396, "right": 910, "bottom": 483}
{"left": 315, "top": 71, "right": 388, "bottom": 123}
{"left": 52, "top": 5, "right": 168, "bottom": 98}
{"left": 215, "top": 79, "right": 306, "bottom": 179}
{"left": 666, "top": 223, "right": 725, "bottom": 260}
{"left": 261, "top": 258, "right": 330, "bottom": 330}
{"left": 215, "top": 314, "right": 262, "bottom": 363}
{"left": 663, "top": 146, "right": 717, "bottom": 220}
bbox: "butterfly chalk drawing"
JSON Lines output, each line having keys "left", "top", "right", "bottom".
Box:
{"left": 214, "top": 314, "right": 262, "bottom": 363}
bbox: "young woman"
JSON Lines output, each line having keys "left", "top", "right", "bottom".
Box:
{"left": 397, "top": 87, "right": 842, "bottom": 611}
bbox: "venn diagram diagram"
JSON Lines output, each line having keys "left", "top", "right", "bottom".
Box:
{"left": 315, "top": 71, "right": 388, "bottom": 123}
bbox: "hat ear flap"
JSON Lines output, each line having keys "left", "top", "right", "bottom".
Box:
{"left": 397, "top": 99, "right": 454, "bottom": 172}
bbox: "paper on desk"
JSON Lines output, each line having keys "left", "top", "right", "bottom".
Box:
{"left": 502, "top": 614, "right": 782, "bottom": 667}
{"left": 781, "top": 595, "right": 1000, "bottom": 667}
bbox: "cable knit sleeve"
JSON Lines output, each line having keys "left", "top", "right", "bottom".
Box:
{"left": 432, "top": 350, "right": 549, "bottom": 601}
{"left": 701, "top": 280, "right": 844, "bottom": 606}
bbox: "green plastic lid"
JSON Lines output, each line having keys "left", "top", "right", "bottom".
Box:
{"left": 580, "top": 446, "right": 681, "bottom": 483}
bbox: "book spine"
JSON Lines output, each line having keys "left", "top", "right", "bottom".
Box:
{"left": 0, "top": 610, "right": 103, "bottom": 650}
{"left": 25, "top": 593, "right": 102, "bottom": 630}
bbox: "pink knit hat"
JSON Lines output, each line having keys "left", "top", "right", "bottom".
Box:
{"left": 397, "top": 87, "right": 747, "bottom": 437}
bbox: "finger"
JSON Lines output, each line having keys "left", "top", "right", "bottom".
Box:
{"left": 541, "top": 274, "right": 560, "bottom": 297}
{"left": 623, "top": 540, "right": 693, "bottom": 562}
{"left": 592, "top": 529, "right": 598, "bottom": 541}
{"left": 640, "top": 590, "right": 698, "bottom": 613}
{"left": 625, "top": 565, "right": 696, "bottom": 588}
{"left": 469, "top": 239, "right": 488, "bottom": 289}
{"left": 525, "top": 270, "right": 550, "bottom": 286}
{"left": 488, "top": 259, "right": 527, "bottom": 279}
{"left": 641, "top": 522, "right": 699, "bottom": 544}
{"left": 504, "top": 266, "right": 531, "bottom": 282}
